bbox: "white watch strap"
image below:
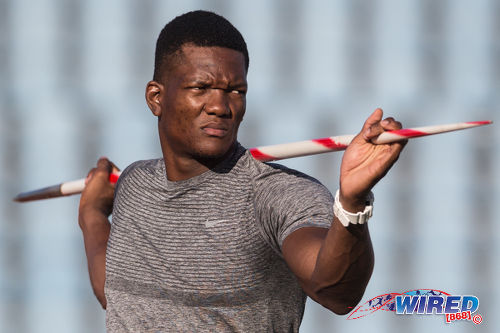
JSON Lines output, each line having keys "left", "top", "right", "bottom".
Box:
{"left": 333, "top": 190, "right": 374, "bottom": 227}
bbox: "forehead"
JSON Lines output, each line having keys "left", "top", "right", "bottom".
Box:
{"left": 167, "top": 44, "right": 247, "bottom": 80}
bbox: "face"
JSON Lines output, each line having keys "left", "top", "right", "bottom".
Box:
{"left": 146, "top": 45, "right": 247, "bottom": 161}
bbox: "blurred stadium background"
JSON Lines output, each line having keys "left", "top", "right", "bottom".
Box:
{"left": 0, "top": 0, "right": 498, "bottom": 332}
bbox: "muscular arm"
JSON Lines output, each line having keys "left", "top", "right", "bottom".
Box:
{"left": 78, "top": 158, "right": 118, "bottom": 309}
{"left": 79, "top": 209, "right": 111, "bottom": 309}
{"left": 283, "top": 220, "right": 373, "bottom": 314}
{"left": 283, "top": 109, "right": 405, "bottom": 314}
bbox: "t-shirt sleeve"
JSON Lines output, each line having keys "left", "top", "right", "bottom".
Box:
{"left": 252, "top": 162, "right": 334, "bottom": 254}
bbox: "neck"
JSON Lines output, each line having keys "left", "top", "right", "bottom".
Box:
{"left": 162, "top": 144, "right": 236, "bottom": 181}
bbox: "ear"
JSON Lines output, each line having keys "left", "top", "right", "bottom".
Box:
{"left": 145, "top": 80, "right": 164, "bottom": 117}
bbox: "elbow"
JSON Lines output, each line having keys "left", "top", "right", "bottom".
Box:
{"left": 320, "top": 291, "right": 364, "bottom": 315}
{"left": 97, "top": 294, "right": 107, "bottom": 310}
{"left": 334, "top": 307, "right": 355, "bottom": 316}
{"left": 310, "top": 264, "right": 373, "bottom": 315}
{"left": 313, "top": 284, "right": 365, "bottom": 315}
{"left": 308, "top": 239, "right": 374, "bottom": 315}
{"left": 93, "top": 288, "right": 107, "bottom": 310}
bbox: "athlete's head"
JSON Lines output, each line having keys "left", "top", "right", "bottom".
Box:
{"left": 146, "top": 11, "right": 248, "bottom": 163}
{"left": 153, "top": 10, "right": 249, "bottom": 82}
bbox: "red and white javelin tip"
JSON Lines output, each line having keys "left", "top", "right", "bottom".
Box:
{"left": 372, "top": 120, "right": 493, "bottom": 144}
{"left": 13, "top": 120, "right": 492, "bottom": 202}
{"left": 250, "top": 120, "right": 492, "bottom": 162}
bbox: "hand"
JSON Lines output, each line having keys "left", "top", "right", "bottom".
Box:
{"left": 79, "top": 157, "right": 120, "bottom": 223}
{"left": 339, "top": 108, "right": 406, "bottom": 212}
{"left": 78, "top": 157, "right": 118, "bottom": 310}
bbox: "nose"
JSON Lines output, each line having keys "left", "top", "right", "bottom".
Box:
{"left": 204, "top": 89, "right": 231, "bottom": 117}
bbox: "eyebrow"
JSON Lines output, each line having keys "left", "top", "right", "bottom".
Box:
{"left": 185, "top": 77, "right": 247, "bottom": 89}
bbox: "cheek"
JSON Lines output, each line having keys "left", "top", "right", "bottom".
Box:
{"left": 231, "top": 98, "right": 246, "bottom": 122}
{"left": 164, "top": 98, "right": 200, "bottom": 133}
{"left": 169, "top": 113, "right": 193, "bottom": 139}
{"left": 179, "top": 115, "right": 195, "bottom": 138}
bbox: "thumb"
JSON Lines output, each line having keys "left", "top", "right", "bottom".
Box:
{"left": 90, "top": 157, "right": 115, "bottom": 185}
{"left": 96, "top": 157, "right": 112, "bottom": 175}
{"left": 361, "top": 108, "right": 384, "bottom": 142}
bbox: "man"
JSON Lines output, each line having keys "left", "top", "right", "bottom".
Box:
{"left": 79, "top": 10, "right": 406, "bottom": 332}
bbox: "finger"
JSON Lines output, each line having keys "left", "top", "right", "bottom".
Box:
{"left": 109, "top": 160, "right": 121, "bottom": 173}
{"left": 96, "top": 156, "right": 112, "bottom": 172}
{"left": 380, "top": 117, "right": 403, "bottom": 131}
{"left": 91, "top": 157, "right": 113, "bottom": 184}
{"left": 108, "top": 160, "right": 121, "bottom": 188}
{"left": 361, "top": 108, "right": 383, "bottom": 132}
{"left": 387, "top": 141, "right": 407, "bottom": 168}
{"left": 96, "top": 157, "right": 121, "bottom": 189}
{"left": 380, "top": 117, "right": 407, "bottom": 149}
{"left": 85, "top": 167, "right": 97, "bottom": 185}
{"left": 360, "top": 108, "right": 387, "bottom": 142}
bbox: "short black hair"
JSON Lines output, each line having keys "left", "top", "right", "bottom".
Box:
{"left": 153, "top": 10, "right": 249, "bottom": 81}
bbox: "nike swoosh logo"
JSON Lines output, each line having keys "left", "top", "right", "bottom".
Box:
{"left": 205, "top": 218, "right": 230, "bottom": 228}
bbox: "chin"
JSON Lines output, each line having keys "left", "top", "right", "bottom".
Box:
{"left": 192, "top": 140, "right": 235, "bottom": 160}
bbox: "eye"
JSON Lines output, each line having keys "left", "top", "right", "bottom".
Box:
{"left": 189, "top": 86, "right": 208, "bottom": 93}
{"left": 230, "top": 89, "right": 246, "bottom": 95}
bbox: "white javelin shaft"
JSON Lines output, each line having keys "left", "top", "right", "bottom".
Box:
{"left": 249, "top": 120, "right": 492, "bottom": 161}
{"left": 14, "top": 172, "right": 122, "bottom": 202}
{"left": 59, "top": 173, "right": 123, "bottom": 196}
{"left": 249, "top": 135, "right": 353, "bottom": 161}
{"left": 14, "top": 120, "right": 492, "bottom": 201}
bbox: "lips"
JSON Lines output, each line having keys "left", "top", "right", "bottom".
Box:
{"left": 201, "top": 122, "right": 229, "bottom": 137}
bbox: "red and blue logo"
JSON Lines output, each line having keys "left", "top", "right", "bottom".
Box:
{"left": 348, "top": 289, "right": 483, "bottom": 325}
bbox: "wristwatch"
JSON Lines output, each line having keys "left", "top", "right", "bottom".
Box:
{"left": 333, "top": 189, "right": 374, "bottom": 227}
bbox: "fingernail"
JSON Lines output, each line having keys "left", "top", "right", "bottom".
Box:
{"left": 382, "top": 119, "right": 389, "bottom": 125}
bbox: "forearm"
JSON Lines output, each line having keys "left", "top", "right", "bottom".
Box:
{"left": 79, "top": 209, "right": 110, "bottom": 309}
{"left": 284, "top": 110, "right": 403, "bottom": 315}
{"left": 309, "top": 218, "right": 374, "bottom": 314}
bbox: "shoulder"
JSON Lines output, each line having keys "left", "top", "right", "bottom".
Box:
{"left": 115, "top": 158, "right": 164, "bottom": 192}
{"left": 239, "top": 150, "right": 333, "bottom": 210}
{"left": 119, "top": 158, "right": 162, "bottom": 179}
{"left": 241, "top": 150, "right": 326, "bottom": 191}
{"left": 244, "top": 152, "right": 334, "bottom": 251}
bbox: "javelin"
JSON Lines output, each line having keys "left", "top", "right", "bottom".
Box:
{"left": 13, "top": 120, "right": 492, "bottom": 202}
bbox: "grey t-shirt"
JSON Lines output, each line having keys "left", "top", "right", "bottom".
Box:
{"left": 105, "top": 144, "right": 334, "bottom": 332}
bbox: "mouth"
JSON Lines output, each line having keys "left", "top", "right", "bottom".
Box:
{"left": 201, "top": 123, "right": 229, "bottom": 138}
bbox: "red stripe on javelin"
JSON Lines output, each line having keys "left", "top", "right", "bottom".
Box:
{"left": 250, "top": 148, "right": 275, "bottom": 162}
{"left": 312, "top": 137, "right": 348, "bottom": 149}
{"left": 109, "top": 173, "right": 120, "bottom": 184}
{"left": 389, "top": 128, "right": 428, "bottom": 138}
{"left": 466, "top": 120, "right": 492, "bottom": 125}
